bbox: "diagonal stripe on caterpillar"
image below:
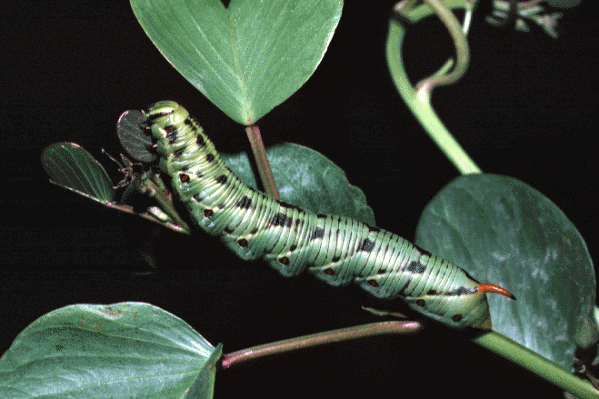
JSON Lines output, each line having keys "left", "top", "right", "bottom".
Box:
{"left": 144, "top": 100, "right": 514, "bottom": 329}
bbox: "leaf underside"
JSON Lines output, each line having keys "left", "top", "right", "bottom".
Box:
{"left": 41, "top": 143, "right": 115, "bottom": 203}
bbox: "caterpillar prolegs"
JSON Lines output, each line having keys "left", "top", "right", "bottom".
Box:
{"left": 145, "top": 100, "right": 514, "bottom": 329}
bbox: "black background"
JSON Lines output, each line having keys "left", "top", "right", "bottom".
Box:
{"left": 1, "top": 1, "right": 597, "bottom": 398}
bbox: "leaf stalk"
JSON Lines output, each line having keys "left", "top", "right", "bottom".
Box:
{"left": 220, "top": 320, "right": 422, "bottom": 369}
{"left": 245, "top": 125, "right": 280, "bottom": 200}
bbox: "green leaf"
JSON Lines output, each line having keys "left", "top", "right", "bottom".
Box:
{"left": 222, "top": 143, "right": 376, "bottom": 226}
{"left": 130, "top": 0, "right": 342, "bottom": 125}
{"left": 0, "top": 302, "right": 222, "bottom": 399}
{"left": 41, "top": 143, "right": 115, "bottom": 204}
{"left": 415, "top": 174, "right": 596, "bottom": 370}
{"left": 117, "top": 109, "right": 157, "bottom": 163}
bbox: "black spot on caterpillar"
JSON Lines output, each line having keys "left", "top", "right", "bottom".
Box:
{"left": 144, "top": 100, "right": 515, "bottom": 329}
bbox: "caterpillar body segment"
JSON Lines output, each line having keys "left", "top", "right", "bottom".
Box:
{"left": 145, "top": 100, "right": 514, "bottom": 329}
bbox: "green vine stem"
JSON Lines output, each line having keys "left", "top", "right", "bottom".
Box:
{"left": 89, "top": 176, "right": 193, "bottom": 234}
{"left": 102, "top": 201, "right": 189, "bottom": 234}
{"left": 413, "top": 0, "right": 470, "bottom": 100}
{"left": 387, "top": 0, "right": 481, "bottom": 174}
{"left": 220, "top": 320, "right": 422, "bottom": 369}
{"left": 134, "top": 176, "right": 191, "bottom": 233}
{"left": 245, "top": 125, "right": 280, "bottom": 200}
{"left": 474, "top": 332, "right": 599, "bottom": 399}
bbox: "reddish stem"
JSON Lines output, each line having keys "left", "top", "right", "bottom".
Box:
{"left": 220, "top": 320, "right": 422, "bottom": 370}
{"left": 245, "top": 125, "right": 280, "bottom": 200}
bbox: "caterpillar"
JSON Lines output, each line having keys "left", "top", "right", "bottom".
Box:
{"left": 141, "top": 100, "right": 514, "bottom": 330}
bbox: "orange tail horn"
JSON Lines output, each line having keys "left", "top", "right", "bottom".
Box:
{"left": 477, "top": 283, "right": 516, "bottom": 300}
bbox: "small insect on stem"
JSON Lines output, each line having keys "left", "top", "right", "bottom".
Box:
{"left": 478, "top": 283, "right": 516, "bottom": 300}
{"left": 102, "top": 148, "right": 138, "bottom": 189}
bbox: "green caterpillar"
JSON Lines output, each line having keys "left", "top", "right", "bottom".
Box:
{"left": 144, "top": 100, "right": 514, "bottom": 329}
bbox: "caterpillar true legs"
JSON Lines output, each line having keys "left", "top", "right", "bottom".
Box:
{"left": 145, "top": 100, "right": 514, "bottom": 329}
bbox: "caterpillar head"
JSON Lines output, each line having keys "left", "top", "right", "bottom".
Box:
{"left": 146, "top": 100, "right": 188, "bottom": 126}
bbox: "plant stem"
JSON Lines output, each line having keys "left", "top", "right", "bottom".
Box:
{"left": 414, "top": 0, "right": 470, "bottom": 101}
{"left": 136, "top": 176, "right": 191, "bottom": 233}
{"left": 220, "top": 320, "right": 422, "bottom": 370}
{"left": 474, "top": 331, "right": 599, "bottom": 399}
{"left": 104, "top": 202, "right": 189, "bottom": 234}
{"left": 48, "top": 178, "right": 191, "bottom": 234}
{"left": 245, "top": 125, "right": 280, "bottom": 200}
{"left": 387, "top": 0, "right": 481, "bottom": 174}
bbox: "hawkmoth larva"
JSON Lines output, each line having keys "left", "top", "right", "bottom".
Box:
{"left": 131, "top": 100, "right": 515, "bottom": 329}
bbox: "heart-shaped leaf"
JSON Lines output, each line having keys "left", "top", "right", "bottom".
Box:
{"left": 0, "top": 302, "right": 222, "bottom": 399}
{"left": 130, "top": 0, "right": 342, "bottom": 125}
{"left": 415, "top": 174, "right": 596, "bottom": 370}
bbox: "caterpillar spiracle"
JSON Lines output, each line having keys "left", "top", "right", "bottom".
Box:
{"left": 144, "top": 100, "right": 515, "bottom": 330}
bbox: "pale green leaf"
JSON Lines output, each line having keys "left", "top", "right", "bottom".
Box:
{"left": 130, "top": 0, "right": 342, "bottom": 125}
{"left": 41, "top": 143, "right": 115, "bottom": 204}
